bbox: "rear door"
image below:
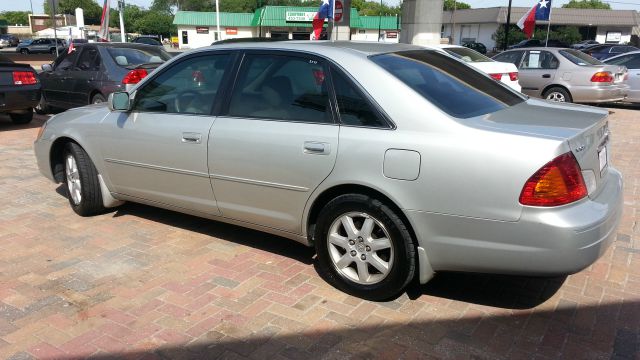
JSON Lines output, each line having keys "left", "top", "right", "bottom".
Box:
{"left": 209, "top": 51, "right": 339, "bottom": 233}
{"left": 518, "top": 50, "right": 559, "bottom": 97}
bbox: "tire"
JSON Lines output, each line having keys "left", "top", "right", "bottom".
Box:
{"left": 63, "top": 143, "right": 106, "bottom": 216}
{"left": 91, "top": 93, "right": 106, "bottom": 104}
{"left": 20, "top": 48, "right": 29, "bottom": 54}
{"left": 35, "top": 97, "right": 50, "bottom": 115}
{"left": 50, "top": 48, "right": 57, "bottom": 55}
{"left": 314, "top": 194, "right": 416, "bottom": 301}
{"left": 9, "top": 110, "right": 33, "bottom": 124}
{"left": 543, "top": 87, "right": 573, "bottom": 103}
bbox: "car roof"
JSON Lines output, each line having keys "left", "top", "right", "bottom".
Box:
{"left": 202, "top": 40, "right": 423, "bottom": 57}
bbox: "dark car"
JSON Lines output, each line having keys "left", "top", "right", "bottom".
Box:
{"left": 0, "top": 54, "right": 40, "bottom": 124}
{"left": 581, "top": 44, "right": 639, "bottom": 60}
{"left": 37, "top": 43, "right": 171, "bottom": 113}
{"left": 16, "top": 38, "right": 66, "bottom": 54}
{"left": 462, "top": 41, "right": 487, "bottom": 54}
{"left": 571, "top": 40, "right": 599, "bottom": 50}
{"left": 508, "top": 39, "right": 568, "bottom": 49}
{"left": 131, "top": 36, "right": 162, "bottom": 46}
{"left": 0, "top": 34, "right": 20, "bottom": 47}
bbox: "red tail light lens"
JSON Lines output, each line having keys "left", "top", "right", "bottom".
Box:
{"left": 13, "top": 71, "right": 37, "bottom": 85}
{"left": 519, "top": 152, "right": 587, "bottom": 207}
{"left": 508, "top": 72, "right": 519, "bottom": 81}
{"left": 590, "top": 71, "right": 613, "bottom": 83}
{"left": 122, "top": 68, "right": 148, "bottom": 85}
{"left": 489, "top": 73, "right": 503, "bottom": 81}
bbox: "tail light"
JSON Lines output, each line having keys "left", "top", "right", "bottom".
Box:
{"left": 591, "top": 71, "right": 613, "bottom": 83}
{"left": 519, "top": 152, "right": 587, "bottom": 207}
{"left": 122, "top": 68, "right": 148, "bottom": 85}
{"left": 13, "top": 71, "right": 37, "bottom": 85}
{"left": 489, "top": 73, "right": 503, "bottom": 81}
{"left": 508, "top": 72, "right": 519, "bottom": 81}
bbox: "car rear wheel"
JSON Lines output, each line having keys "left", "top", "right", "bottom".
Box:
{"left": 544, "top": 87, "right": 572, "bottom": 103}
{"left": 315, "top": 194, "right": 416, "bottom": 301}
{"left": 91, "top": 93, "right": 106, "bottom": 104}
{"left": 49, "top": 48, "right": 57, "bottom": 55}
{"left": 9, "top": 110, "right": 33, "bottom": 124}
{"left": 20, "top": 48, "right": 29, "bottom": 54}
{"left": 63, "top": 143, "right": 106, "bottom": 216}
{"left": 35, "top": 97, "right": 50, "bottom": 115}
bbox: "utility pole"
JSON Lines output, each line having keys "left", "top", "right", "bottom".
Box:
{"left": 51, "top": 0, "right": 59, "bottom": 57}
{"left": 503, "top": 0, "right": 512, "bottom": 50}
{"left": 118, "top": 0, "right": 126, "bottom": 42}
{"left": 451, "top": 0, "right": 456, "bottom": 44}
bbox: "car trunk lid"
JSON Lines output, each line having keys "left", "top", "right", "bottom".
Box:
{"left": 0, "top": 62, "right": 35, "bottom": 86}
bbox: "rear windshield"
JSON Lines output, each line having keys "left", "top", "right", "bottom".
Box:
{"left": 371, "top": 50, "right": 524, "bottom": 119}
{"left": 106, "top": 47, "right": 171, "bottom": 67}
{"left": 444, "top": 47, "right": 492, "bottom": 63}
{"left": 559, "top": 49, "right": 602, "bottom": 66}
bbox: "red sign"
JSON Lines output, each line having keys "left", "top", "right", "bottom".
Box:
{"left": 334, "top": 0, "right": 343, "bottom": 22}
{"left": 386, "top": 31, "right": 398, "bottom": 39}
{"left": 226, "top": 28, "right": 238, "bottom": 35}
{"left": 196, "top": 27, "right": 209, "bottom": 34}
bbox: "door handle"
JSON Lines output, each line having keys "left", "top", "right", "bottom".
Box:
{"left": 181, "top": 132, "right": 202, "bottom": 144}
{"left": 304, "top": 141, "right": 330, "bottom": 155}
{"left": 542, "top": 74, "right": 551, "bottom": 78}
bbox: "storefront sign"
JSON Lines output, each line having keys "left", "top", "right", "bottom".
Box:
{"left": 226, "top": 27, "right": 238, "bottom": 35}
{"left": 386, "top": 31, "right": 398, "bottom": 39}
{"left": 285, "top": 11, "right": 319, "bottom": 22}
{"left": 196, "top": 27, "right": 209, "bottom": 34}
{"left": 605, "top": 31, "right": 621, "bottom": 43}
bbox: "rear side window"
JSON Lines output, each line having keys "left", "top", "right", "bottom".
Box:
{"left": 371, "top": 50, "right": 524, "bottom": 119}
{"left": 331, "top": 68, "right": 388, "bottom": 128}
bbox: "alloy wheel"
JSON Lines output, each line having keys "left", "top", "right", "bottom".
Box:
{"left": 546, "top": 92, "right": 566, "bottom": 102}
{"left": 65, "top": 154, "right": 82, "bottom": 205}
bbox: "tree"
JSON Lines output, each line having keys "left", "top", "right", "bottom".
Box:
{"left": 110, "top": 4, "right": 145, "bottom": 31}
{"left": 443, "top": 0, "right": 471, "bottom": 11}
{"left": 351, "top": 0, "right": 401, "bottom": 16}
{"left": 492, "top": 25, "right": 582, "bottom": 49}
{"left": 0, "top": 11, "right": 30, "bottom": 26}
{"left": 44, "top": 0, "right": 103, "bottom": 24}
{"left": 134, "top": 10, "right": 176, "bottom": 36}
{"left": 562, "top": 0, "right": 610, "bottom": 9}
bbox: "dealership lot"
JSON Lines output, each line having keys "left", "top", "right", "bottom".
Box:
{"left": 0, "top": 109, "right": 638, "bottom": 358}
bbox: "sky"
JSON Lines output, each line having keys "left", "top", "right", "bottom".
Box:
{"left": 3, "top": 0, "right": 640, "bottom": 14}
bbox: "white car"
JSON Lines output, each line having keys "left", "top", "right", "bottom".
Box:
{"left": 434, "top": 45, "right": 522, "bottom": 92}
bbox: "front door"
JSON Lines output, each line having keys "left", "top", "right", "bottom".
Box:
{"left": 98, "top": 53, "right": 234, "bottom": 215}
{"left": 41, "top": 49, "right": 79, "bottom": 108}
{"left": 518, "top": 50, "right": 559, "bottom": 98}
{"left": 70, "top": 45, "right": 101, "bottom": 106}
{"left": 209, "top": 52, "right": 339, "bottom": 233}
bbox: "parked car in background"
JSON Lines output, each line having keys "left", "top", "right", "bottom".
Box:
{"left": 571, "top": 40, "right": 599, "bottom": 50}
{"left": 0, "top": 34, "right": 20, "bottom": 47}
{"left": 581, "top": 44, "right": 639, "bottom": 60}
{"left": 18, "top": 39, "right": 34, "bottom": 47}
{"left": 0, "top": 54, "right": 40, "bottom": 124}
{"left": 508, "top": 39, "right": 569, "bottom": 49}
{"left": 131, "top": 36, "right": 162, "bottom": 46}
{"left": 462, "top": 41, "right": 487, "bottom": 54}
{"left": 37, "top": 43, "right": 171, "bottom": 113}
{"left": 0, "top": 39, "right": 7, "bottom": 49}
{"left": 435, "top": 45, "right": 521, "bottom": 91}
{"left": 604, "top": 51, "right": 640, "bottom": 103}
{"left": 493, "top": 47, "right": 628, "bottom": 103}
{"left": 34, "top": 42, "right": 622, "bottom": 300}
{"left": 16, "top": 38, "right": 66, "bottom": 54}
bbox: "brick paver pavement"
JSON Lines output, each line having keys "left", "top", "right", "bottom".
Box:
{"left": 0, "top": 109, "right": 638, "bottom": 360}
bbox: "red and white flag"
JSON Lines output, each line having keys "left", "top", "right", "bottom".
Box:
{"left": 517, "top": 4, "right": 537, "bottom": 39}
{"left": 97, "top": 0, "right": 111, "bottom": 42}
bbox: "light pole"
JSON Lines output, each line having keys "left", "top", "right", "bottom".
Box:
{"left": 118, "top": 0, "right": 126, "bottom": 42}
{"left": 378, "top": 0, "right": 383, "bottom": 42}
{"left": 503, "top": 0, "right": 512, "bottom": 50}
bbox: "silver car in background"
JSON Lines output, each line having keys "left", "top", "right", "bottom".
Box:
{"left": 493, "top": 47, "right": 628, "bottom": 103}
{"left": 34, "top": 42, "right": 623, "bottom": 300}
{"left": 604, "top": 50, "right": 640, "bottom": 103}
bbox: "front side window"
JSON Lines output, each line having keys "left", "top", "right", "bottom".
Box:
{"left": 372, "top": 50, "right": 524, "bottom": 119}
{"left": 331, "top": 68, "right": 387, "bottom": 128}
{"left": 521, "top": 51, "right": 559, "bottom": 69}
{"left": 493, "top": 50, "right": 524, "bottom": 66}
{"left": 133, "top": 54, "right": 231, "bottom": 115}
{"left": 228, "top": 54, "right": 331, "bottom": 123}
{"left": 55, "top": 51, "right": 79, "bottom": 71}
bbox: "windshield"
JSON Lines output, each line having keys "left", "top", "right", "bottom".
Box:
{"left": 444, "top": 47, "right": 492, "bottom": 63}
{"left": 371, "top": 50, "right": 524, "bottom": 119}
{"left": 106, "top": 46, "right": 171, "bottom": 67}
{"left": 559, "top": 49, "right": 602, "bottom": 66}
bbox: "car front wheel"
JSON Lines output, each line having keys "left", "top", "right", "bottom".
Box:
{"left": 63, "top": 143, "right": 106, "bottom": 216}
{"left": 315, "top": 194, "right": 416, "bottom": 301}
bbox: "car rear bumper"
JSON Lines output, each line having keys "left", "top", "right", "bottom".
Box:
{"left": 0, "top": 85, "right": 40, "bottom": 113}
{"left": 571, "top": 84, "right": 628, "bottom": 103}
{"left": 406, "top": 167, "right": 623, "bottom": 277}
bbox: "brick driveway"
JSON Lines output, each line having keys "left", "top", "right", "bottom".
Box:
{"left": 0, "top": 109, "right": 638, "bottom": 360}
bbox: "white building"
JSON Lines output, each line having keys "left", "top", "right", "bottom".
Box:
{"left": 173, "top": 11, "right": 256, "bottom": 49}
{"left": 442, "top": 7, "right": 640, "bottom": 50}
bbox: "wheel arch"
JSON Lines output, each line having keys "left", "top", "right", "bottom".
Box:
{"left": 542, "top": 84, "right": 572, "bottom": 99}
{"left": 88, "top": 90, "right": 104, "bottom": 105}
{"left": 49, "top": 136, "right": 80, "bottom": 183}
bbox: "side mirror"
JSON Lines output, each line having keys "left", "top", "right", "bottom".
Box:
{"left": 108, "top": 92, "right": 131, "bottom": 112}
{"left": 41, "top": 63, "right": 53, "bottom": 72}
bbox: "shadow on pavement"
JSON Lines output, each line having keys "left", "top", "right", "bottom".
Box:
{"left": 0, "top": 113, "right": 46, "bottom": 131}
{"left": 59, "top": 301, "right": 638, "bottom": 360}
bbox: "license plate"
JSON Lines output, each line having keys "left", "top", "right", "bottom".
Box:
{"left": 598, "top": 146, "right": 608, "bottom": 173}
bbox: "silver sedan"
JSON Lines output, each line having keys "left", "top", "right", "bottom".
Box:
{"left": 34, "top": 42, "right": 623, "bottom": 300}
{"left": 493, "top": 47, "right": 628, "bottom": 103}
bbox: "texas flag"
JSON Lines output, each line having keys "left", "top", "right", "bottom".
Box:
{"left": 517, "top": 0, "right": 552, "bottom": 39}
{"left": 312, "top": 0, "right": 334, "bottom": 40}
